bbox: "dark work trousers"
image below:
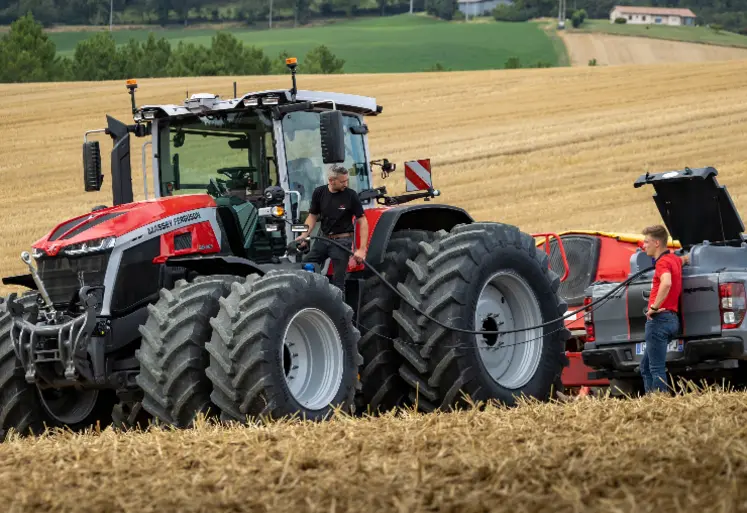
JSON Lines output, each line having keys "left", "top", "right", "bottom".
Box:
{"left": 302, "top": 235, "right": 353, "bottom": 298}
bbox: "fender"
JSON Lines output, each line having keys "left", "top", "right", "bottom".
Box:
{"left": 164, "top": 254, "right": 267, "bottom": 279}
{"left": 364, "top": 204, "right": 474, "bottom": 267}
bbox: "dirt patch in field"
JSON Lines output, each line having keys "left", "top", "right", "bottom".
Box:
{"left": 560, "top": 32, "right": 747, "bottom": 66}
{"left": 1, "top": 388, "right": 747, "bottom": 512}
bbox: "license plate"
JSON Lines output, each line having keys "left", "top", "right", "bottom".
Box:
{"left": 635, "top": 339, "right": 684, "bottom": 355}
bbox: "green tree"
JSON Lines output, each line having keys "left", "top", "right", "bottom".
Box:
{"left": 0, "top": 12, "right": 68, "bottom": 82}
{"left": 302, "top": 44, "right": 345, "bottom": 74}
{"left": 167, "top": 32, "right": 271, "bottom": 76}
{"left": 71, "top": 31, "right": 127, "bottom": 80}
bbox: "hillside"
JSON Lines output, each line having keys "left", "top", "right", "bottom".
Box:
{"left": 2, "top": 60, "right": 747, "bottom": 290}
{"left": 570, "top": 18, "right": 747, "bottom": 48}
{"left": 46, "top": 15, "right": 563, "bottom": 72}
{"left": 560, "top": 31, "right": 747, "bottom": 65}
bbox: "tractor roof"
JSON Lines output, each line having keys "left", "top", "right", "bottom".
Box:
{"left": 634, "top": 166, "right": 745, "bottom": 248}
{"left": 136, "top": 88, "right": 382, "bottom": 121}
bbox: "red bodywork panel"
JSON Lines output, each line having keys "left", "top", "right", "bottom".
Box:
{"left": 33, "top": 195, "right": 218, "bottom": 256}
{"left": 536, "top": 232, "right": 650, "bottom": 389}
{"left": 153, "top": 221, "right": 222, "bottom": 264}
{"left": 326, "top": 206, "right": 391, "bottom": 276}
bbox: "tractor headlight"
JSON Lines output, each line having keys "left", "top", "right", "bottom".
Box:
{"left": 63, "top": 236, "right": 116, "bottom": 256}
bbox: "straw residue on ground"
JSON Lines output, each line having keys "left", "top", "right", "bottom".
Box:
{"left": 0, "top": 388, "right": 745, "bottom": 513}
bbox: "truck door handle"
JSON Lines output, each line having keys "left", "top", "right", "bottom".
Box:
{"left": 642, "top": 290, "right": 650, "bottom": 299}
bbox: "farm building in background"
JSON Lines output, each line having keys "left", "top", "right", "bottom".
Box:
{"left": 610, "top": 5, "right": 696, "bottom": 25}
{"left": 457, "top": 0, "right": 511, "bottom": 17}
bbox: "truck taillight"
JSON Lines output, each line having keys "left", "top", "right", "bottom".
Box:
{"left": 583, "top": 296, "right": 595, "bottom": 342}
{"left": 719, "top": 282, "right": 746, "bottom": 330}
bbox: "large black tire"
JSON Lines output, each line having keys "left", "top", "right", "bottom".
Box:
{"left": 356, "top": 229, "right": 435, "bottom": 415}
{"left": 392, "top": 222, "right": 570, "bottom": 412}
{"left": 135, "top": 274, "right": 243, "bottom": 427}
{"left": 0, "top": 293, "right": 48, "bottom": 440}
{"left": 206, "top": 270, "right": 362, "bottom": 424}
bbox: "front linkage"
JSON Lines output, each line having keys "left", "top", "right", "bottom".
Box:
{"left": 5, "top": 251, "right": 106, "bottom": 389}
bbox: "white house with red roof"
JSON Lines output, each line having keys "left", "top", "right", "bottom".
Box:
{"left": 610, "top": 5, "right": 697, "bottom": 26}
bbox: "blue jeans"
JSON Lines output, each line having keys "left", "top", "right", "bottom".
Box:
{"left": 640, "top": 311, "right": 680, "bottom": 394}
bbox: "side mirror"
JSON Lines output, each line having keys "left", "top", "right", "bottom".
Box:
{"left": 320, "top": 110, "right": 345, "bottom": 164}
{"left": 83, "top": 141, "right": 103, "bottom": 192}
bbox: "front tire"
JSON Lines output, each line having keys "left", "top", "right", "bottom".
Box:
{"left": 393, "top": 222, "right": 570, "bottom": 411}
{"left": 0, "top": 293, "right": 48, "bottom": 440}
{"left": 136, "top": 274, "right": 242, "bottom": 428}
{"left": 206, "top": 270, "right": 362, "bottom": 424}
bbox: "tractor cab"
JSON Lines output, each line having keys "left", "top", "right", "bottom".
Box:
{"left": 81, "top": 58, "right": 384, "bottom": 265}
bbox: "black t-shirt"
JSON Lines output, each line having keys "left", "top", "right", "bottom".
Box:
{"left": 309, "top": 185, "right": 365, "bottom": 235}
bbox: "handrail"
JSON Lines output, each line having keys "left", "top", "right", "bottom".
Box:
{"left": 532, "top": 232, "right": 570, "bottom": 282}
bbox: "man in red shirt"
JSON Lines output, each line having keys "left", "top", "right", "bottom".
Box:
{"left": 640, "top": 224, "right": 684, "bottom": 394}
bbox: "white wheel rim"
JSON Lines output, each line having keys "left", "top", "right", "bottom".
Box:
{"left": 282, "top": 308, "right": 344, "bottom": 410}
{"left": 474, "top": 270, "right": 544, "bottom": 389}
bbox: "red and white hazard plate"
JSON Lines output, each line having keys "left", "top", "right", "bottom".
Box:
{"left": 404, "top": 159, "right": 433, "bottom": 192}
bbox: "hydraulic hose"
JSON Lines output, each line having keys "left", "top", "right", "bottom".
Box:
{"left": 292, "top": 231, "right": 655, "bottom": 337}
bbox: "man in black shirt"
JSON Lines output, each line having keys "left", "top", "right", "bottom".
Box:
{"left": 297, "top": 165, "right": 368, "bottom": 295}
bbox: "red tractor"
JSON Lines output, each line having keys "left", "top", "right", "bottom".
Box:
{"left": 0, "top": 60, "right": 571, "bottom": 437}
{"left": 535, "top": 230, "right": 680, "bottom": 396}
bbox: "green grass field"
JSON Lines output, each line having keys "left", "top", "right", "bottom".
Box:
{"left": 570, "top": 18, "right": 747, "bottom": 48}
{"left": 47, "top": 15, "right": 564, "bottom": 72}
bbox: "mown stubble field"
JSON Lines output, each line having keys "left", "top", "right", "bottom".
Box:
{"left": 2, "top": 60, "right": 747, "bottom": 291}
{"left": 2, "top": 61, "right": 747, "bottom": 512}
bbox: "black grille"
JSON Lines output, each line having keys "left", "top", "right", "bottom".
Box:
{"left": 546, "top": 235, "right": 601, "bottom": 306}
{"left": 37, "top": 253, "right": 110, "bottom": 305}
{"left": 174, "top": 232, "right": 192, "bottom": 251}
{"left": 111, "top": 238, "right": 161, "bottom": 315}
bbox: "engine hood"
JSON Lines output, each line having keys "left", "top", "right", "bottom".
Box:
{"left": 33, "top": 195, "right": 217, "bottom": 257}
{"left": 633, "top": 166, "right": 744, "bottom": 248}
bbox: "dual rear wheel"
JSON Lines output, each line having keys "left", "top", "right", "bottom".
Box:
{"left": 137, "top": 222, "right": 570, "bottom": 427}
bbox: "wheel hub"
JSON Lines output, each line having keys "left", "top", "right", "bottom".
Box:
{"left": 282, "top": 308, "right": 344, "bottom": 411}
{"left": 474, "top": 270, "right": 543, "bottom": 390}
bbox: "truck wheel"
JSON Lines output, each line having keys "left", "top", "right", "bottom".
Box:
{"left": 206, "top": 270, "right": 362, "bottom": 424}
{"left": 393, "top": 222, "right": 570, "bottom": 411}
{"left": 0, "top": 293, "right": 48, "bottom": 440}
{"left": 356, "top": 229, "right": 434, "bottom": 415}
{"left": 136, "top": 274, "right": 242, "bottom": 428}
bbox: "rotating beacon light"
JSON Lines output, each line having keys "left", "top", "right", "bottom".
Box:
{"left": 286, "top": 57, "right": 298, "bottom": 101}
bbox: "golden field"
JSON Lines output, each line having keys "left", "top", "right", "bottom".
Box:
{"left": 3, "top": 387, "right": 747, "bottom": 513}
{"left": 2, "top": 60, "right": 747, "bottom": 290}
{"left": 561, "top": 32, "right": 747, "bottom": 66}
{"left": 3, "top": 61, "right": 747, "bottom": 512}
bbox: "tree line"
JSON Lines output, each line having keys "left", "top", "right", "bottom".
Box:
{"left": 493, "top": 0, "right": 747, "bottom": 34}
{"left": 0, "top": 0, "right": 425, "bottom": 27}
{"left": 0, "top": 13, "right": 345, "bottom": 82}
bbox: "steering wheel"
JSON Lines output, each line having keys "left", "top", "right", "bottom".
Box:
{"left": 218, "top": 166, "right": 256, "bottom": 181}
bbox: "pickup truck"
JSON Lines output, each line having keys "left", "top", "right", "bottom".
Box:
{"left": 581, "top": 166, "right": 747, "bottom": 395}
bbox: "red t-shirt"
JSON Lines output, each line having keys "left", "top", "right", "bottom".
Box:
{"left": 649, "top": 252, "right": 683, "bottom": 312}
